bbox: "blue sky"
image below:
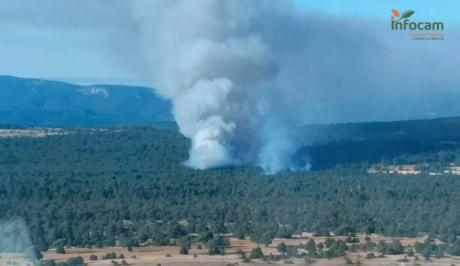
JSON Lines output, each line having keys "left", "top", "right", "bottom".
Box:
{"left": 0, "top": 0, "right": 458, "bottom": 85}
{"left": 295, "top": 0, "right": 460, "bottom": 23}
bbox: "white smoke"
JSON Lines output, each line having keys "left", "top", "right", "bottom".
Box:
{"left": 119, "top": 0, "right": 460, "bottom": 173}
{"left": 126, "top": 1, "right": 308, "bottom": 173}
{"left": 1, "top": 0, "right": 459, "bottom": 173}
{"left": 0, "top": 218, "right": 34, "bottom": 257}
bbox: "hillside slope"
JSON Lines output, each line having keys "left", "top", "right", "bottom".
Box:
{"left": 300, "top": 117, "right": 460, "bottom": 169}
{"left": 0, "top": 75, "right": 173, "bottom": 126}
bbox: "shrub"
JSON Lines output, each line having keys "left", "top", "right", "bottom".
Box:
{"left": 56, "top": 246, "right": 65, "bottom": 254}
{"left": 179, "top": 244, "right": 189, "bottom": 255}
{"left": 344, "top": 257, "right": 353, "bottom": 265}
{"left": 407, "top": 248, "right": 415, "bottom": 256}
{"left": 65, "top": 256, "right": 85, "bottom": 266}
{"left": 102, "top": 252, "right": 117, "bottom": 260}
{"left": 277, "top": 242, "right": 287, "bottom": 253}
{"left": 366, "top": 252, "right": 376, "bottom": 259}
{"left": 250, "top": 247, "right": 264, "bottom": 259}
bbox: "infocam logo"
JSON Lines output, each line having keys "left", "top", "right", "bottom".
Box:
{"left": 390, "top": 9, "right": 445, "bottom": 40}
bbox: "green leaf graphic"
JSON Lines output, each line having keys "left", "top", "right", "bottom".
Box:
{"left": 398, "top": 10, "right": 415, "bottom": 20}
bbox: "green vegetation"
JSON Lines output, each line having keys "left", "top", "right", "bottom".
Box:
{"left": 365, "top": 252, "right": 375, "bottom": 259}
{"left": 102, "top": 252, "right": 118, "bottom": 260}
{"left": 40, "top": 256, "right": 85, "bottom": 266}
{"left": 249, "top": 247, "right": 264, "bottom": 259}
{"left": 1, "top": 126, "right": 460, "bottom": 256}
{"left": 207, "top": 236, "right": 230, "bottom": 255}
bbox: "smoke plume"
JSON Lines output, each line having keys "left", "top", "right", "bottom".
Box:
{"left": 1, "top": 0, "right": 459, "bottom": 173}
{"left": 126, "top": 1, "right": 316, "bottom": 173}
{"left": 121, "top": 0, "right": 460, "bottom": 173}
{"left": 0, "top": 218, "right": 36, "bottom": 262}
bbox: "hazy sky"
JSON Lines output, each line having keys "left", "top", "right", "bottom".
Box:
{"left": 0, "top": 0, "right": 458, "bottom": 85}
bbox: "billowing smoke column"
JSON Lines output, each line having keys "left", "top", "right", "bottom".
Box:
{"left": 6, "top": 0, "right": 457, "bottom": 173}
{"left": 129, "top": 1, "right": 310, "bottom": 173}
{"left": 171, "top": 37, "right": 277, "bottom": 170}
{"left": 125, "top": 0, "right": 460, "bottom": 173}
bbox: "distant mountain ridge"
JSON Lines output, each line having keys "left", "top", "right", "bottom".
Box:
{"left": 0, "top": 75, "right": 173, "bottom": 126}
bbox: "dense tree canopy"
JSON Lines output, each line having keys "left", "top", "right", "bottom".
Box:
{"left": 1, "top": 127, "right": 460, "bottom": 252}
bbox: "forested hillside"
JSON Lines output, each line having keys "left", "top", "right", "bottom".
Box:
{"left": 301, "top": 117, "right": 460, "bottom": 169}
{"left": 1, "top": 126, "right": 460, "bottom": 254}
{"left": 0, "top": 76, "right": 172, "bottom": 126}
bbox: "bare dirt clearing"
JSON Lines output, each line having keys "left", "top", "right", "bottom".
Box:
{"left": 0, "top": 253, "right": 29, "bottom": 266}
{"left": 15, "top": 235, "right": 455, "bottom": 266}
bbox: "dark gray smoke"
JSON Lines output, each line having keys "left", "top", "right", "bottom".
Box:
{"left": 1, "top": 0, "right": 459, "bottom": 173}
